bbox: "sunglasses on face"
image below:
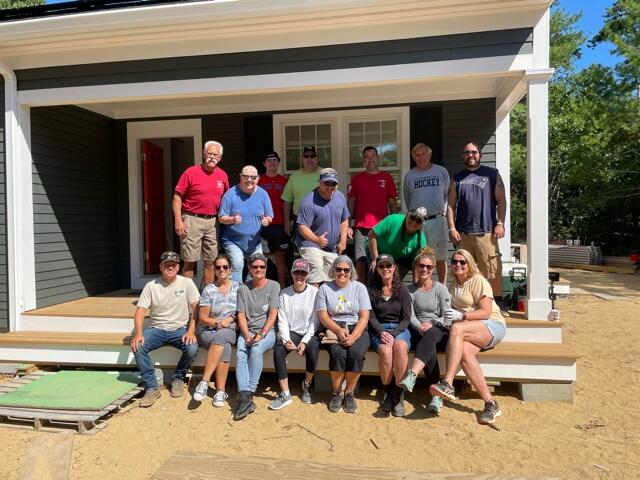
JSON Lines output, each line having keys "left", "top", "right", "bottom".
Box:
{"left": 242, "top": 175, "right": 258, "bottom": 181}
{"left": 322, "top": 181, "right": 337, "bottom": 187}
{"left": 377, "top": 263, "right": 394, "bottom": 270}
{"left": 463, "top": 150, "right": 479, "bottom": 155}
{"left": 292, "top": 270, "right": 308, "bottom": 276}
{"left": 408, "top": 215, "right": 423, "bottom": 225}
{"left": 334, "top": 267, "right": 351, "bottom": 274}
{"left": 451, "top": 259, "right": 468, "bottom": 266}
{"left": 251, "top": 264, "right": 266, "bottom": 270}
{"left": 303, "top": 154, "right": 317, "bottom": 159}
{"left": 417, "top": 263, "right": 434, "bottom": 271}
{"left": 214, "top": 264, "right": 230, "bottom": 271}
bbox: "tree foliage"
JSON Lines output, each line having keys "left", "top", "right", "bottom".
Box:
{"left": 0, "top": 0, "right": 45, "bottom": 9}
{"left": 510, "top": 1, "right": 640, "bottom": 255}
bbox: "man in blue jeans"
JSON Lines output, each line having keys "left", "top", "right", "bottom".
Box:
{"left": 131, "top": 251, "right": 200, "bottom": 407}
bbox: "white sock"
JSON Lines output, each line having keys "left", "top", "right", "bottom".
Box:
{"left": 282, "top": 390, "right": 290, "bottom": 397}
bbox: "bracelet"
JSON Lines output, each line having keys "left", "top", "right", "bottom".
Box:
{"left": 260, "top": 329, "right": 268, "bottom": 336}
{"left": 448, "top": 228, "right": 456, "bottom": 232}
{"left": 496, "top": 221, "right": 503, "bottom": 225}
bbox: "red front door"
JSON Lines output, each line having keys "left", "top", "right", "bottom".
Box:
{"left": 142, "top": 140, "right": 166, "bottom": 274}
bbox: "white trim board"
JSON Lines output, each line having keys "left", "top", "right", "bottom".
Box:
{"left": 126, "top": 119, "right": 202, "bottom": 289}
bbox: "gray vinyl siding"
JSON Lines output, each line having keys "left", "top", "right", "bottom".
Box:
{"left": 31, "top": 106, "right": 128, "bottom": 308}
{"left": 201, "top": 114, "right": 247, "bottom": 182}
{"left": 0, "top": 79, "right": 8, "bottom": 330}
{"left": 16, "top": 28, "right": 532, "bottom": 91}
{"left": 441, "top": 98, "right": 496, "bottom": 174}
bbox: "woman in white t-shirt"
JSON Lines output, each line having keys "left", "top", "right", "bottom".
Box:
{"left": 430, "top": 249, "right": 506, "bottom": 425}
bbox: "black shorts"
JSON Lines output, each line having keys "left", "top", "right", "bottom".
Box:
{"left": 261, "top": 224, "right": 289, "bottom": 252}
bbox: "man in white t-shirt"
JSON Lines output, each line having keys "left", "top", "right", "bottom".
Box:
{"left": 131, "top": 251, "right": 200, "bottom": 407}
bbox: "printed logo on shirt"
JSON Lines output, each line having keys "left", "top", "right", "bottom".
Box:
{"left": 334, "top": 295, "right": 355, "bottom": 315}
{"left": 414, "top": 176, "right": 441, "bottom": 188}
{"left": 216, "top": 180, "right": 225, "bottom": 190}
{"left": 459, "top": 176, "right": 489, "bottom": 189}
{"left": 379, "top": 179, "right": 386, "bottom": 189}
{"left": 174, "top": 289, "right": 185, "bottom": 297}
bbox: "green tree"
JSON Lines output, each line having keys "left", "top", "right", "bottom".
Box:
{"left": 0, "top": 0, "right": 45, "bottom": 9}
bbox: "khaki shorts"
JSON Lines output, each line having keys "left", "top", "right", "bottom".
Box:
{"left": 424, "top": 215, "right": 448, "bottom": 260}
{"left": 180, "top": 214, "right": 219, "bottom": 262}
{"left": 299, "top": 246, "right": 337, "bottom": 284}
{"left": 459, "top": 233, "right": 502, "bottom": 280}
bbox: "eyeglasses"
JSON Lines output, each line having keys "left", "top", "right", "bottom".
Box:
{"left": 377, "top": 264, "right": 394, "bottom": 270}
{"left": 250, "top": 264, "right": 267, "bottom": 270}
{"left": 292, "top": 270, "right": 308, "bottom": 276}
{"left": 205, "top": 152, "right": 222, "bottom": 158}
{"left": 334, "top": 267, "right": 351, "bottom": 273}
{"left": 214, "top": 264, "right": 230, "bottom": 271}
{"left": 417, "top": 263, "right": 434, "bottom": 271}
{"left": 303, "top": 154, "right": 317, "bottom": 158}
{"left": 322, "top": 181, "right": 337, "bottom": 187}
{"left": 242, "top": 175, "right": 258, "bottom": 181}
{"left": 408, "top": 215, "right": 423, "bottom": 225}
{"left": 462, "top": 150, "right": 479, "bottom": 155}
{"left": 451, "top": 259, "right": 468, "bottom": 266}
{"left": 162, "top": 263, "right": 179, "bottom": 268}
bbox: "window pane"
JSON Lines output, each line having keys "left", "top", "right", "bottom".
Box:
{"left": 388, "top": 170, "right": 401, "bottom": 209}
{"left": 349, "top": 146, "right": 362, "bottom": 169}
{"left": 364, "top": 121, "right": 381, "bottom": 147}
{"left": 317, "top": 124, "right": 331, "bottom": 146}
{"left": 285, "top": 126, "right": 299, "bottom": 148}
{"left": 317, "top": 147, "right": 332, "bottom": 168}
{"left": 380, "top": 145, "right": 398, "bottom": 167}
{"left": 300, "top": 125, "right": 316, "bottom": 146}
{"left": 286, "top": 149, "right": 300, "bottom": 171}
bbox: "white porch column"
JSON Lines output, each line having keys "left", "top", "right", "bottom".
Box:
{"left": 495, "top": 109, "right": 511, "bottom": 262}
{"left": 525, "top": 70, "right": 553, "bottom": 319}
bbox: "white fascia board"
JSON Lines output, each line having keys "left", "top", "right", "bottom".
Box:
{"left": 17, "top": 55, "right": 532, "bottom": 108}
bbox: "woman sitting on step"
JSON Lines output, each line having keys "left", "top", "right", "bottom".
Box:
{"left": 430, "top": 248, "right": 506, "bottom": 425}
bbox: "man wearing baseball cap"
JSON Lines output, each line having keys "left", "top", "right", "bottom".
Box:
{"left": 269, "top": 258, "right": 322, "bottom": 410}
{"left": 296, "top": 168, "right": 350, "bottom": 285}
{"left": 131, "top": 251, "right": 200, "bottom": 407}
{"left": 281, "top": 146, "right": 322, "bottom": 238}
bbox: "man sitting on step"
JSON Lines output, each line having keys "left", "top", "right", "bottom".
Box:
{"left": 131, "top": 251, "right": 200, "bottom": 408}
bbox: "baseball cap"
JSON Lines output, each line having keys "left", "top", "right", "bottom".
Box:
{"left": 376, "top": 254, "right": 395, "bottom": 266}
{"left": 160, "top": 251, "right": 180, "bottom": 265}
{"left": 319, "top": 168, "right": 339, "bottom": 184}
{"left": 264, "top": 151, "right": 280, "bottom": 161}
{"left": 302, "top": 145, "right": 317, "bottom": 155}
{"left": 291, "top": 258, "right": 310, "bottom": 273}
{"left": 408, "top": 207, "right": 428, "bottom": 221}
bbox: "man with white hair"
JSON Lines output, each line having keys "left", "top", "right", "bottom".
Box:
{"left": 218, "top": 165, "right": 274, "bottom": 282}
{"left": 173, "top": 140, "right": 229, "bottom": 286}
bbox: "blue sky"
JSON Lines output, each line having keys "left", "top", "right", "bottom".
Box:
{"left": 44, "top": 0, "right": 620, "bottom": 69}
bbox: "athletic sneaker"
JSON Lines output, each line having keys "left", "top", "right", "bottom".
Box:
{"left": 233, "top": 392, "right": 255, "bottom": 421}
{"left": 269, "top": 392, "right": 293, "bottom": 410}
{"left": 170, "top": 379, "right": 185, "bottom": 398}
{"left": 399, "top": 370, "right": 417, "bottom": 392}
{"left": 192, "top": 380, "right": 209, "bottom": 402}
{"left": 329, "top": 392, "right": 343, "bottom": 413}
{"left": 212, "top": 390, "right": 228, "bottom": 408}
{"left": 479, "top": 400, "right": 502, "bottom": 425}
{"left": 427, "top": 395, "right": 443, "bottom": 414}
{"left": 343, "top": 392, "right": 358, "bottom": 414}
{"left": 301, "top": 381, "right": 313, "bottom": 404}
{"left": 391, "top": 387, "right": 405, "bottom": 417}
{"left": 139, "top": 388, "right": 160, "bottom": 408}
{"left": 430, "top": 379, "right": 457, "bottom": 401}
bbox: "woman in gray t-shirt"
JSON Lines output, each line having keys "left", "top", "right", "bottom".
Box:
{"left": 398, "top": 248, "right": 451, "bottom": 414}
{"left": 316, "top": 256, "right": 371, "bottom": 414}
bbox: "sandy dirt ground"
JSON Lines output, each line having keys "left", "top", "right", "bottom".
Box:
{"left": 0, "top": 269, "right": 639, "bottom": 479}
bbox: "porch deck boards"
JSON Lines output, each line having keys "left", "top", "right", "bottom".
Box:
{"left": 23, "top": 289, "right": 140, "bottom": 318}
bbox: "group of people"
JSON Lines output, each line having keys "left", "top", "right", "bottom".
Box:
{"left": 131, "top": 137, "right": 508, "bottom": 425}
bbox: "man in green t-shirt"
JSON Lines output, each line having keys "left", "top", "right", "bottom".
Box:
{"left": 366, "top": 208, "right": 428, "bottom": 280}
{"left": 281, "top": 145, "right": 322, "bottom": 237}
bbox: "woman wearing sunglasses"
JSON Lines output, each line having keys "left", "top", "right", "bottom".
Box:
{"left": 430, "top": 249, "right": 506, "bottom": 425}
{"left": 367, "top": 254, "right": 412, "bottom": 417}
{"left": 233, "top": 253, "right": 280, "bottom": 420}
{"left": 193, "top": 254, "right": 239, "bottom": 408}
{"left": 269, "top": 258, "right": 321, "bottom": 410}
{"left": 399, "top": 247, "right": 451, "bottom": 414}
{"left": 316, "top": 255, "right": 371, "bottom": 414}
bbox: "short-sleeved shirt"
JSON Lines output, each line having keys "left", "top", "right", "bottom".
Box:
{"left": 453, "top": 165, "right": 499, "bottom": 234}
{"left": 348, "top": 171, "right": 398, "bottom": 229}
{"left": 296, "top": 189, "right": 350, "bottom": 253}
{"left": 137, "top": 275, "right": 200, "bottom": 331}
{"left": 198, "top": 280, "right": 240, "bottom": 334}
{"left": 174, "top": 165, "right": 229, "bottom": 216}
{"left": 449, "top": 274, "right": 505, "bottom": 324}
{"left": 237, "top": 279, "right": 281, "bottom": 333}
{"left": 316, "top": 280, "right": 371, "bottom": 326}
{"left": 258, "top": 174, "right": 287, "bottom": 225}
{"left": 365, "top": 213, "right": 426, "bottom": 260}
{"left": 219, "top": 186, "right": 274, "bottom": 252}
{"left": 408, "top": 282, "right": 451, "bottom": 329}
{"left": 402, "top": 165, "right": 450, "bottom": 216}
{"left": 280, "top": 169, "right": 321, "bottom": 215}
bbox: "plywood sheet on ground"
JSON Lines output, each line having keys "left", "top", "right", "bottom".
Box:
{"left": 18, "top": 433, "right": 73, "bottom": 480}
{"left": 151, "top": 451, "right": 557, "bottom": 480}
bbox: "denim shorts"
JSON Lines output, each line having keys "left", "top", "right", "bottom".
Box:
{"left": 482, "top": 320, "right": 506, "bottom": 351}
{"left": 369, "top": 323, "right": 412, "bottom": 351}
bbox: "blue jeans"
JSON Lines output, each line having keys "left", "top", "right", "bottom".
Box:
{"left": 132, "top": 326, "right": 198, "bottom": 390}
{"left": 222, "top": 240, "right": 263, "bottom": 283}
{"left": 235, "top": 329, "right": 276, "bottom": 393}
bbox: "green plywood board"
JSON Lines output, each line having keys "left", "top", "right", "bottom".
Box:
{"left": 0, "top": 370, "right": 140, "bottom": 411}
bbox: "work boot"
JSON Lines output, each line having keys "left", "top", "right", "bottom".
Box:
{"left": 392, "top": 385, "right": 405, "bottom": 417}
{"left": 139, "top": 388, "right": 160, "bottom": 408}
{"left": 381, "top": 384, "right": 393, "bottom": 413}
{"left": 233, "top": 391, "right": 255, "bottom": 421}
{"left": 170, "top": 379, "right": 185, "bottom": 398}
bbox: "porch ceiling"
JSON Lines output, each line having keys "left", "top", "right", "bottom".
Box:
{"left": 80, "top": 72, "right": 521, "bottom": 119}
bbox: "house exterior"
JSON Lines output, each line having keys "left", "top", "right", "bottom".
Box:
{"left": 0, "top": 1, "right": 554, "bottom": 335}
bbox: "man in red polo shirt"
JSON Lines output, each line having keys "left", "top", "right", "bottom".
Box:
{"left": 173, "top": 140, "right": 229, "bottom": 286}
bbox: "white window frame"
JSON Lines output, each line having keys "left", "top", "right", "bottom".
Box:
{"left": 273, "top": 107, "right": 410, "bottom": 200}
